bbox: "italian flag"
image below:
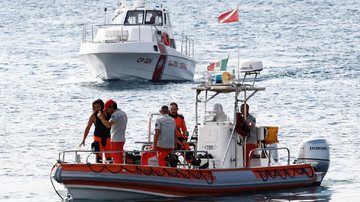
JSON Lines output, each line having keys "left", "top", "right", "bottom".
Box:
{"left": 207, "top": 58, "right": 228, "bottom": 71}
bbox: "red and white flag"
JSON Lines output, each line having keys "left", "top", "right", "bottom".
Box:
{"left": 218, "top": 8, "right": 239, "bottom": 23}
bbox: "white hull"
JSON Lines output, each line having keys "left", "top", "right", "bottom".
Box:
{"left": 80, "top": 42, "right": 196, "bottom": 81}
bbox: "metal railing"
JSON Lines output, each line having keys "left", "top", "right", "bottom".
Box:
{"left": 180, "top": 34, "right": 194, "bottom": 57}
{"left": 81, "top": 25, "right": 195, "bottom": 58}
{"left": 82, "top": 24, "right": 161, "bottom": 44}
{"left": 248, "top": 147, "right": 290, "bottom": 167}
{"left": 147, "top": 113, "right": 159, "bottom": 142}
{"left": 57, "top": 149, "right": 209, "bottom": 169}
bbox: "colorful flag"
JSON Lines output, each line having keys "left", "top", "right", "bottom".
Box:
{"left": 218, "top": 8, "right": 239, "bottom": 23}
{"left": 207, "top": 58, "right": 228, "bottom": 71}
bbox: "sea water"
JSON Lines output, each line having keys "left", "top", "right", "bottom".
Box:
{"left": 0, "top": 0, "right": 359, "bottom": 201}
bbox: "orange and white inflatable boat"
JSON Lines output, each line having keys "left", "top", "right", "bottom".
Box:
{"left": 52, "top": 61, "right": 330, "bottom": 200}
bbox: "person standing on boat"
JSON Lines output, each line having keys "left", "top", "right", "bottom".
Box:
{"left": 152, "top": 105, "right": 177, "bottom": 167}
{"left": 241, "top": 103, "right": 257, "bottom": 166}
{"left": 169, "top": 102, "right": 199, "bottom": 166}
{"left": 98, "top": 99, "right": 127, "bottom": 164}
{"left": 169, "top": 102, "right": 188, "bottom": 144}
{"left": 79, "top": 99, "right": 111, "bottom": 163}
{"left": 213, "top": 103, "right": 229, "bottom": 122}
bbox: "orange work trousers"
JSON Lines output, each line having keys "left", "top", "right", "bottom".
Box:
{"left": 141, "top": 150, "right": 156, "bottom": 165}
{"left": 94, "top": 136, "right": 111, "bottom": 161}
{"left": 111, "top": 142, "right": 125, "bottom": 164}
{"left": 156, "top": 146, "right": 173, "bottom": 167}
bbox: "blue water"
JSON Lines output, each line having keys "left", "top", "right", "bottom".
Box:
{"left": 1, "top": 0, "right": 359, "bottom": 201}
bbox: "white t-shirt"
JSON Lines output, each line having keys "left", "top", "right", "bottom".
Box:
{"left": 246, "top": 114, "right": 257, "bottom": 144}
{"left": 110, "top": 109, "right": 127, "bottom": 142}
{"left": 155, "top": 114, "right": 176, "bottom": 149}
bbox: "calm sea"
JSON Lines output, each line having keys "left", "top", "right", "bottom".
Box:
{"left": 0, "top": 0, "right": 359, "bottom": 201}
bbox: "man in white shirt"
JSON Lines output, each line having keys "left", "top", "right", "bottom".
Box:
{"left": 98, "top": 99, "right": 127, "bottom": 164}
{"left": 152, "top": 105, "right": 176, "bottom": 166}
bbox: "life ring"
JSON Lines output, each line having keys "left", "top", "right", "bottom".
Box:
{"left": 162, "top": 32, "right": 170, "bottom": 46}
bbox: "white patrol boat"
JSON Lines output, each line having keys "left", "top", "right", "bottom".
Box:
{"left": 51, "top": 61, "right": 330, "bottom": 200}
{"left": 80, "top": 0, "right": 196, "bottom": 81}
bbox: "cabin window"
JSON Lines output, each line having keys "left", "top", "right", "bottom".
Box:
{"left": 145, "top": 10, "right": 163, "bottom": 25}
{"left": 124, "top": 10, "right": 144, "bottom": 25}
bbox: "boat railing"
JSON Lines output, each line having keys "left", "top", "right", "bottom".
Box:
{"left": 57, "top": 149, "right": 209, "bottom": 169}
{"left": 58, "top": 149, "right": 93, "bottom": 163}
{"left": 180, "top": 34, "right": 194, "bottom": 57}
{"left": 82, "top": 25, "right": 195, "bottom": 57}
{"left": 82, "top": 24, "right": 162, "bottom": 44}
{"left": 146, "top": 113, "right": 160, "bottom": 142}
{"left": 248, "top": 147, "right": 290, "bottom": 167}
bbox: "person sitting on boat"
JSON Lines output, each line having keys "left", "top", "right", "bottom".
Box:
{"left": 152, "top": 105, "right": 177, "bottom": 167}
{"left": 169, "top": 102, "right": 200, "bottom": 166}
{"left": 241, "top": 103, "right": 257, "bottom": 166}
{"left": 213, "top": 103, "right": 229, "bottom": 122}
{"left": 98, "top": 99, "right": 128, "bottom": 164}
{"left": 149, "top": 15, "right": 156, "bottom": 24}
{"left": 79, "top": 99, "right": 111, "bottom": 163}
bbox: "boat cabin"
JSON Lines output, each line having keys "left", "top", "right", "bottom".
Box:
{"left": 111, "top": 7, "right": 171, "bottom": 27}
{"left": 90, "top": 2, "right": 176, "bottom": 48}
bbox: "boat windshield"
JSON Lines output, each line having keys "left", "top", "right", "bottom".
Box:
{"left": 124, "top": 10, "right": 144, "bottom": 25}
{"left": 123, "top": 10, "right": 163, "bottom": 25}
{"left": 111, "top": 10, "right": 126, "bottom": 24}
{"left": 144, "top": 10, "right": 163, "bottom": 25}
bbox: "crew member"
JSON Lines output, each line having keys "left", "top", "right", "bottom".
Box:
{"left": 152, "top": 105, "right": 176, "bottom": 167}
{"left": 241, "top": 103, "right": 257, "bottom": 167}
{"left": 169, "top": 102, "right": 200, "bottom": 166}
{"left": 79, "top": 99, "right": 111, "bottom": 163}
{"left": 98, "top": 99, "right": 127, "bottom": 164}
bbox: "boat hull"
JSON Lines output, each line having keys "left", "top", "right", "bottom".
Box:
{"left": 80, "top": 42, "right": 196, "bottom": 81}
{"left": 54, "top": 163, "right": 319, "bottom": 200}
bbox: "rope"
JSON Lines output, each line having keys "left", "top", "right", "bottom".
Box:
{"left": 296, "top": 167, "right": 314, "bottom": 178}
{"left": 285, "top": 168, "right": 296, "bottom": 178}
{"left": 266, "top": 170, "right": 277, "bottom": 178}
{"left": 85, "top": 161, "right": 314, "bottom": 185}
{"left": 277, "top": 169, "right": 287, "bottom": 180}
{"left": 87, "top": 162, "right": 106, "bottom": 173}
{"left": 81, "top": 161, "right": 215, "bottom": 185}
{"left": 50, "top": 164, "right": 67, "bottom": 201}
{"left": 255, "top": 166, "right": 314, "bottom": 182}
{"left": 256, "top": 170, "right": 269, "bottom": 181}
{"left": 119, "top": 164, "right": 138, "bottom": 173}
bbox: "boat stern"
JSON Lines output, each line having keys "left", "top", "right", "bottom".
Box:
{"left": 296, "top": 138, "right": 330, "bottom": 185}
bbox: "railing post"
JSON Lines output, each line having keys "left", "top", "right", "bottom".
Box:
{"left": 121, "top": 25, "right": 124, "bottom": 43}
{"left": 82, "top": 26, "right": 85, "bottom": 43}
{"left": 138, "top": 25, "right": 141, "bottom": 42}
{"left": 91, "top": 25, "right": 94, "bottom": 42}
{"left": 192, "top": 39, "right": 194, "bottom": 57}
{"left": 185, "top": 36, "right": 188, "bottom": 56}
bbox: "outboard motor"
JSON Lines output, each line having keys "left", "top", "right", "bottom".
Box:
{"left": 296, "top": 138, "right": 330, "bottom": 174}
